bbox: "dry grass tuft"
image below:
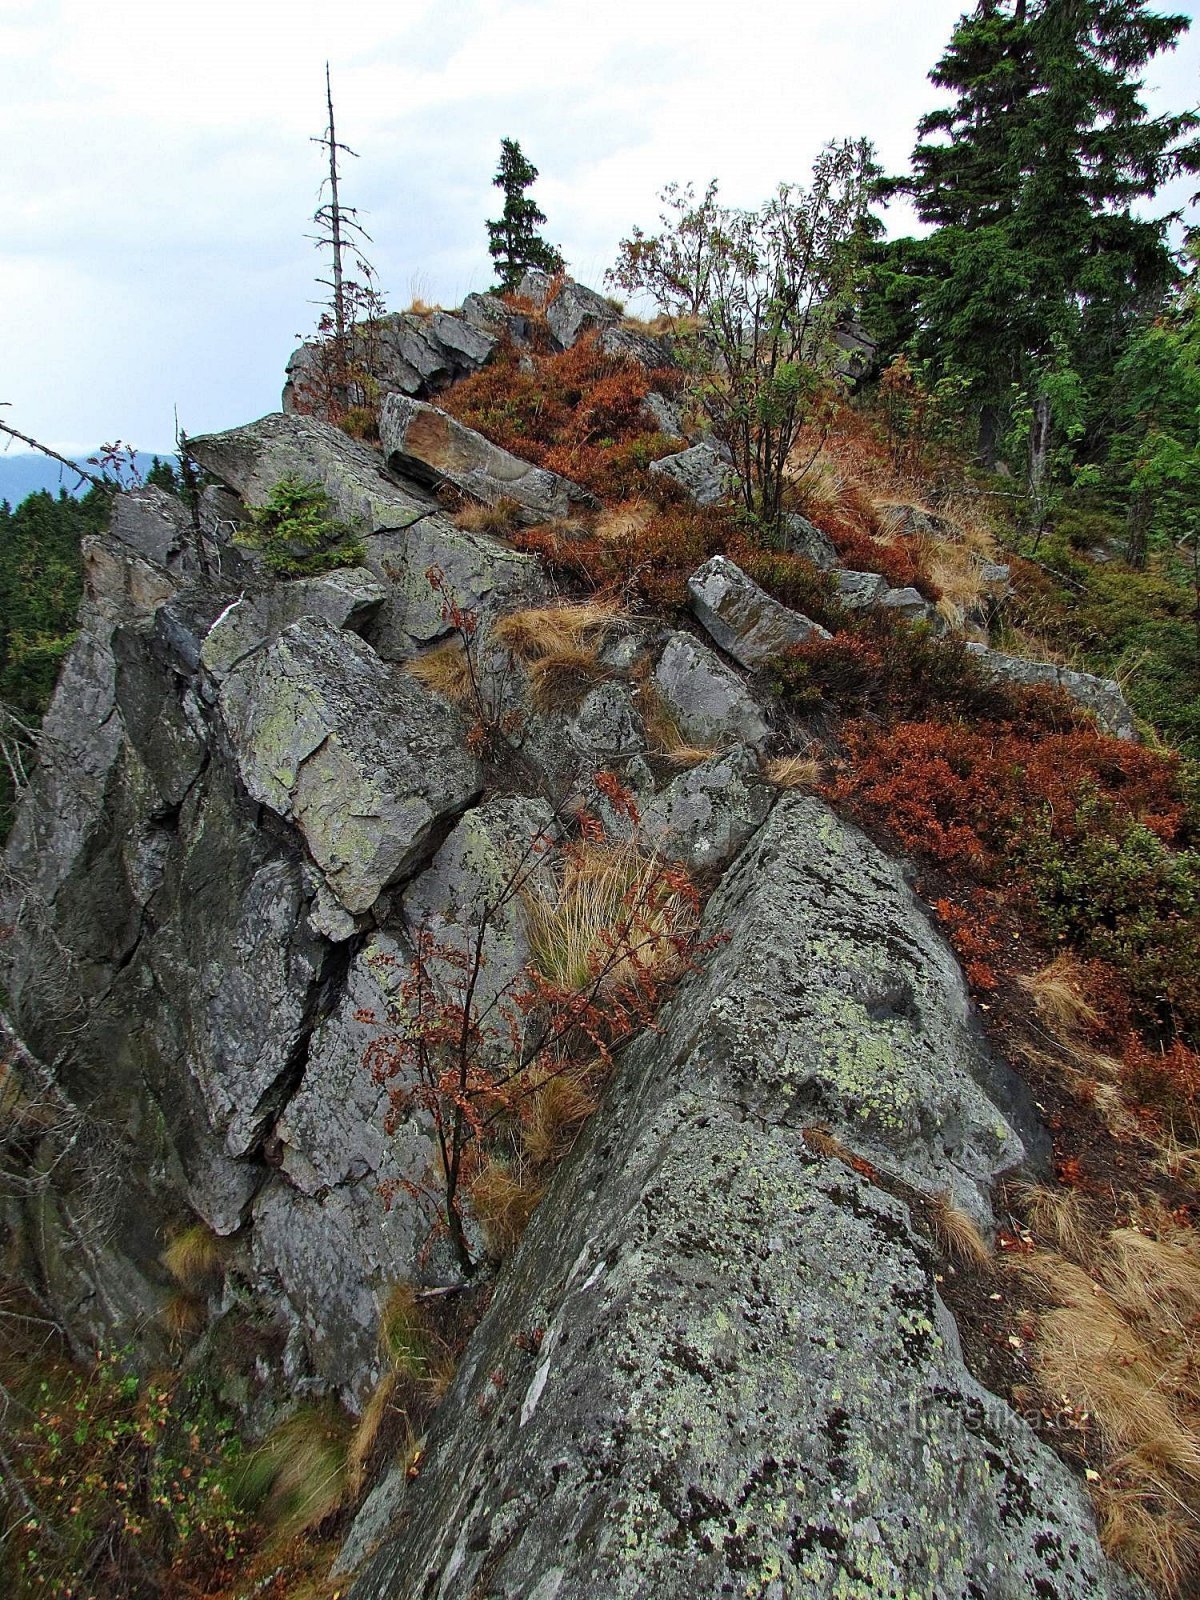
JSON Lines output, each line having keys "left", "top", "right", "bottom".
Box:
{"left": 636, "top": 682, "right": 716, "bottom": 767}
{"left": 454, "top": 497, "right": 525, "bottom": 538}
{"left": 521, "top": 1064, "right": 598, "bottom": 1167}
{"left": 241, "top": 1407, "right": 349, "bottom": 1539}
{"left": 523, "top": 839, "right": 695, "bottom": 998}
{"left": 1012, "top": 1198, "right": 1200, "bottom": 1593}
{"left": 160, "top": 1223, "right": 225, "bottom": 1291}
{"left": 345, "top": 1371, "right": 400, "bottom": 1500}
{"left": 594, "top": 498, "right": 653, "bottom": 546}
{"left": 378, "top": 1284, "right": 437, "bottom": 1384}
{"left": 468, "top": 1157, "right": 544, "bottom": 1257}
{"left": 928, "top": 1192, "right": 992, "bottom": 1269}
{"left": 160, "top": 1289, "right": 206, "bottom": 1341}
{"left": 764, "top": 753, "right": 823, "bottom": 791}
{"left": 1014, "top": 1183, "right": 1094, "bottom": 1264}
{"left": 1019, "top": 953, "right": 1101, "bottom": 1038}
{"left": 526, "top": 644, "right": 612, "bottom": 713}
{"left": 403, "top": 642, "right": 474, "bottom": 709}
{"left": 491, "top": 597, "right": 624, "bottom": 663}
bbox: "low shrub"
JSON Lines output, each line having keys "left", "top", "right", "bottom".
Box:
{"left": 237, "top": 477, "right": 365, "bottom": 578}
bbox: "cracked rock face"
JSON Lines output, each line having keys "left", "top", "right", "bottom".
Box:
{"left": 218, "top": 616, "right": 483, "bottom": 914}
{"left": 380, "top": 395, "right": 597, "bottom": 526}
{"left": 343, "top": 800, "right": 1126, "bottom": 1600}
{"left": 647, "top": 441, "right": 738, "bottom": 507}
{"left": 189, "top": 411, "right": 438, "bottom": 535}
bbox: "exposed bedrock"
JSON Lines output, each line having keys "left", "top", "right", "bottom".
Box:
{"left": 343, "top": 798, "right": 1127, "bottom": 1600}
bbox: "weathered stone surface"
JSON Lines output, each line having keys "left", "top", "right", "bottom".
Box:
{"left": 359, "top": 517, "right": 547, "bottom": 659}
{"left": 520, "top": 680, "right": 648, "bottom": 798}
{"left": 835, "top": 568, "right": 890, "bottom": 608}
{"left": 345, "top": 799, "right": 1124, "bottom": 1600}
{"left": 283, "top": 308, "right": 498, "bottom": 412}
{"left": 652, "top": 631, "right": 769, "bottom": 750}
{"left": 967, "top": 644, "right": 1138, "bottom": 740}
{"left": 636, "top": 744, "right": 771, "bottom": 874}
{"left": 783, "top": 512, "right": 837, "bottom": 569}
{"left": 218, "top": 617, "right": 482, "bottom": 913}
{"left": 638, "top": 390, "right": 684, "bottom": 439}
{"left": 380, "top": 395, "right": 597, "bottom": 526}
{"left": 110, "top": 487, "right": 197, "bottom": 574}
{"left": 647, "top": 442, "right": 737, "bottom": 507}
{"left": 600, "top": 324, "right": 673, "bottom": 368}
{"left": 688, "top": 555, "right": 829, "bottom": 668}
{"left": 189, "top": 412, "right": 438, "bottom": 537}
{"left": 545, "top": 279, "right": 619, "bottom": 350}
{"left": 879, "top": 583, "right": 940, "bottom": 626}
{"left": 199, "top": 567, "right": 386, "bottom": 679}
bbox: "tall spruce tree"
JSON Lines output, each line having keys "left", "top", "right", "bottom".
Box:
{"left": 487, "top": 138, "right": 564, "bottom": 293}
{"left": 871, "top": 0, "right": 1198, "bottom": 480}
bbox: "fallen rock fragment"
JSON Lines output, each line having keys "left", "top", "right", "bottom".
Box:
{"left": 688, "top": 554, "right": 829, "bottom": 668}
{"left": 380, "top": 394, "right": 597, "bottom": 525}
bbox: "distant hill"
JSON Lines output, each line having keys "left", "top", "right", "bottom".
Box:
{"left": 0, "top": 450, "right": 174, "bottom": 507}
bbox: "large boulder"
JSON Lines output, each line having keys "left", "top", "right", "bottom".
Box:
{"left": 380, "top": 395, "right": 597, "bottom": 526}
{"left": 652, "top": 632, "right": 770, "bottom": 750}
{"left": 966, "top": 644, "right": 1138, "bottom": 740}
{"left": 217, "top": 617, "right": 483, "bottom": 914}
{"left": 189, "top": 412, "right": 438, "bottom": 536}
{"left": 688, "top": 555, "right": 829, "bottom": 668}
{"left": 343, "top": 799, "right": 1125, "bottom": 1600}
{"left": 648, "top": 442, "right": 737, "bottom": 507}
{"left": 636, "top": 744, "right": 771, "bottom": 874}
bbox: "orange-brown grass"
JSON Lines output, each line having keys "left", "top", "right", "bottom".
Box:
{"left": 1013, "top": 1182, "right": 1095, "bottom": 1264}
{"left": 491, "top": 596, "right": 625, "bottom": 662}
{"left": 521, "top": 1064, "right": 598, "bottom": 1167}
{"left": 526, "top": 645, "right": 612, "bottom": 713}
{"left": 468, "top": 1156, "right": 545, "bottom": 1257}
{"left": 928, "top": 1192, "right": 992, "bottom": 1269}
{"left": 1012, "top": 1200, "right": 1200, "bottom": 1594}
{"left": 1019, "top": 953, "right": 1102, "bottom": 1037}
{"left": 453, "top": 496, "right": 525, "bottom": 538}
{"left": 635, "top": 682, "right": 716, "bottom": 767}
{"left": 402, "top": 641, "right": 474, "bottom": 708}
{"left": 161, "top": 1289, "right": 206, "bottom": 1341}
{"left": 345, "top": 1371, "right": 400, "bottom": 1500}
{"left": 161, "top": 1222, "right": 225, "bottom": 1291}
{"left": 764, "top": 753, "right": 822, "bottom": 790}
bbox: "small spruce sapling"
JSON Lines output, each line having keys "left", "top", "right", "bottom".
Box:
{"left": 487, "top": 138, "right": 565, "bottom": 294}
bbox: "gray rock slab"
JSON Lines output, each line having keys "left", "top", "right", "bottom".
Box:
{"left": 283, "top": 308, "right": 497, "bottom": 412}
{"left": 638, "top": 390, "right": 684, "bottom": 439}
{"left": 218, "top": 617, "right": 482, "bottom": 913}
{"left": 544, "top": 279, "right": 619, "bottom": 350}
{"left": 380, "top": 395, "right": 597, "bottom": 526}
{"left": 344, "top": 799, "right": 1126, "bottom": 1600}
{"left": 600, "top": 324, "right": 673, "bottom": 368}
{"left": 688, "top": 554, "right": 829, "bottom": 668}
{"left": 647, "top": 442, "right": 737, "bottom": 507}
{"left": 189, "top": 412, "right": 438, "bottom": 537}
{"left": 782, "top": 512, "right": 837, "bottom": 569}
{"left": 110, "top": 487, "right": 197, "bottom": 574}
{"left": 966, "top": 644, "right": 1138, "bottom": 740}
{"left": 835, "top": 568, "right": 890, "bottom": 608}
{"left": 637, "top": 744, "right": 771, "bottom": 874}
{"left": 360, "top": 516, "right": 548, "bottom": 659}
{"left": 652, "top": 631, "right": 769, "bottom": 750}
{"left": 199, "top": 567, "right": 386, "bottom": 679}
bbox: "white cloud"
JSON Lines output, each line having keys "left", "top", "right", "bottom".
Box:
{"left": 1, "top": 0, "right": 1196, "bottom": 449}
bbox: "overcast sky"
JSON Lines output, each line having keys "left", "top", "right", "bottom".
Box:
{"left": 2, "top": 0, "right": 1197, "bottom": 453}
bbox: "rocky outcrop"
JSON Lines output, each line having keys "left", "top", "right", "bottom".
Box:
{"left": 283, "top": 307, "right": 499, "bottom": 413}
{"left": 217, "top": 618, "right": 482, "bottom": 916}
{"left": 199, "top": 568, "right": 386, "bottom": 680}
{"left": 967, "top": 644, "right": 1138, "bottom": 740}
{"left": 782, "top": 512, "right": 837, "bottom": 569}
{"left": 688, "top": 554, "right": 829, "bottom": 667}
{"left": 344, "top": 798, "right": 1125, "bottom": 1600}
{"left": 648, "top": 442, "right": 737, "bottom": 507}
{"left": 380, "top": 395, "right": 598, "bottom": 525}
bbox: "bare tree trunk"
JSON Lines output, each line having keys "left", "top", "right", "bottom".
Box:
{"left": 1125, "top": 484, "right": 1151, "bottom": 570}
{"left": 1027, "top": 392, "right": 1052, "bottom": 535}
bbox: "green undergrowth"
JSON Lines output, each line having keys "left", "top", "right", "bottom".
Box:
{"left": 237, "top": 476, "right": 366, "bottom": 578}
